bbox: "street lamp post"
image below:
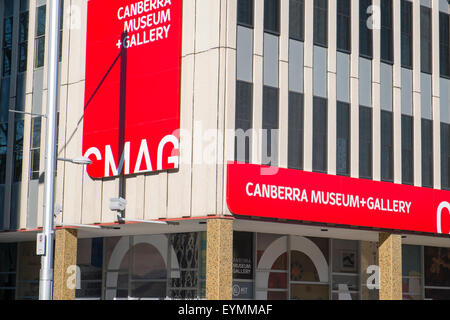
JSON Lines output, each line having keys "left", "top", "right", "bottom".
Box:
{"left": 39, "top": 0, "right": 61, "bottom": 300}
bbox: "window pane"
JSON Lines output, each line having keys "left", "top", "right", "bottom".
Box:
{"left": 360, "top": 0, "right": 373, "bottom": 58}
{"left": 36, "top": 6, "right": 46, "bottom": 37}
{"left": 381, "top": 110, "right": 393, "bottom": 182}
{"left": 288, "top": 92, "right": 304, "bottom": 170}
{"left": 313, "top": 96, "right": 327, "bottom": 173}
{"left": 380, "top": 0, "right": 393, "bottom": 62}
{"left": 422, "top": 118, "right": 433, "bottom": 188}
{"left": 401, "top": 0, "right": 413, "bottom": 68}
{"left": 235, "top": 81, "right": 253, "bottom": 163}
{"left": 264, "top": 0, "right": 280, "bottom": 33}
{"left": 402, "top": 115, "right": 414, "bottom": 185}
{"left": 359, "top": 106, "right": 372, "bottom": 179}
{"left": 336, "top": 102, "right": 350, "bottom": 175}
{"left": 440, "top": 12, "right": 450, "bottom": 77}
{"left": 35, "top": 37, "right": 45, "bottom": 68}
{"left": 337, "top": 0, "right": 351, "bottom": 52}
{"left": 420, "top": 6, "right": 432, "bottom": 74}
{"left": 289, "top": 0, "right": 304, "bottom": 41}
{"left": 441, "top": 123, "right": 450, "bottom": 190}
{"left": 314, "top": 0, "right": 328, "bottom": 47}
{"left": 262, "top": 86, "right": 279, "bottom": 166}
{"left": 238, "top": 0, "right": 254, "bottom": 27}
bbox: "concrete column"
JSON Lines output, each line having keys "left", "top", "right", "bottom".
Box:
{"left": 53, "top": 228, "right": 78, "bottom": 300}
{"left": 206, "top": 218, "right": 233, "bottom": 300}
{"left": 378, "top": 233, "right": 402, "bottom": 300}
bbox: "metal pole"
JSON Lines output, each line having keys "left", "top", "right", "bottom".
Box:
{"left": 39, "top": 0, "right": 61, "bottom": 300}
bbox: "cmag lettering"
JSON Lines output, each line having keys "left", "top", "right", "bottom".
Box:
{"left": 84, "top": 135, "right": 179, "bottom": 177}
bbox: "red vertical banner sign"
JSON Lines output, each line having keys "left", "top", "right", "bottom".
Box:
{"left": 83, "top": 0, "right": 182, "bottom": 178}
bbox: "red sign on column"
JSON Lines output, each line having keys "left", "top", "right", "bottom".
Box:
{"left": 83, "top": 0, "right": 182, "bottom": 178}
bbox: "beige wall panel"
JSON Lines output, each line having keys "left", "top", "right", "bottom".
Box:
{"left": 225, "top": 0, "right": 237, "bottom": 49}
{"left": 372, "top": 82, "right": 381, "bottom": 181}
{"left": 279, "top": 0, "right": 289, "bottom": 62}
{"left": 253, "top": 0, "right": 263, "bottom": 56}
{"left": 123, "top": 175, "right": 145, "bottom": 221}
{"left": 303, "top": 0, "right": 313, "bottom": 68}
{"left": 195, "top": 0, "right": 220, "bottom": 53}
{"left": 350, "top": 0, "right": 359, "bottom": 77}
{"left": 18, "top": 94, "right": 33, "bottom": 229}
{"left": 222, "top": 49, "right": 236, "bottom": 216}
{"left": 412, "top": 0, "right": 421, "bottom": 92}
{"left": 67, "top": 0, "right": 87, "bottom": 84}
{"left": 167, "top": 55, "right": 195, "bottom": 218}
{"left": 25, "top": 1, "right": 37, "bottom": 94}
{"left": 36, "top": 91, "right": 48, "bottom": 228}
{"left": 100, "top": 179, "right": 119, "bottom": 223}
{"left": 327, "top": 0, "right": 337, "bottom": 73}
{"left": 433, "top": 96, "right": 441, "bottom": 189}
{"left": 191, "top": 49, "right": 220, "bottom": 216}
{"left": 59, "top": 0, "right": 70, "bottom": 86}
{"left": 413, "top": 92, "right": 422, "bottom": 187}
{"left": 80, "top": 172, "right": 102, "bottom": 224}
{"left": 145, "top": 173, "right": 168, "bottom": 220}
{"left": 61, "top": 82, "right": 85, "bottom": 225}
{"left": 393, "top": 88, "right": 402, "bottom": 184}
{"left": 182, "top": 0, "right": 196, "bottom": 57}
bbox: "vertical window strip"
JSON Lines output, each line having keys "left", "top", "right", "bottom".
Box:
{"left": 288, "top": 92, "right": 304, "bottom": 170}
{"left": 402, "top": 115, "right": 414, "bottom": 185}
{"left": 380, "top": 0, "right": 393, "bottom": 63}
{"left": 421, "top": 118, "right": 433, "bottom": 188}
{"left": 314, "top": 0, "right": 328, "bottom": 47}
{"left": 289, "top": 0, "right": 304, "bottom": 41}
{"left": 262, "top": 86, "right": 279, "bottom": 166}
{"left": 238, "top": 0, "right": 254, "bottom": 27}
{"left": 440, "top": 12, "right": 450, "bottom": 78}
{"left": 34, "top": 5, "right": 46, "bottom": 69}
{"left": 336, "top": 101, "right": 350, "bottom": 176}
{"left": 235, "top": 81, "right": 253, "bottom": 164}
{"left": 29, "top": 117, "right": 41, "bottom": 180}
{"left": 313, "top": 96, "right": 327, "bottom": 173}
{"left": 18, "top": 1, "right": 29, "bottom": 73}
{"left": 337, "top": 0, "right": 351, "bottom": 53}
{"left": 381, "top": 110, "right": 393, "bottom": 182}
{"left": 441, "top": 122, "right": 450, "bottom": 190}
{"left": 264, "top": 0, "right": 280, "bottom": 34}
{"left": 2, "top": 1, "right": 14, "bottom": 77}
{"left": 401, "top": 0, "right": 413, "bottom": 68}
{"left": 359, "top": 0, "right": 373, "bottom": 58}
{"left": 359, "top": 106, "right": 372, "bottom": 179}
{"left": 420, "top": 6, "right": 432, "bottom": 74}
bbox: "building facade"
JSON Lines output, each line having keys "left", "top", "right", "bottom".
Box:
{"left": 0, "top": 0, "right": 450, "bottom": 300}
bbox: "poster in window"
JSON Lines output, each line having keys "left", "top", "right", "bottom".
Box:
{"left": 233, "top": 232, "right": 253, "bottom": 280}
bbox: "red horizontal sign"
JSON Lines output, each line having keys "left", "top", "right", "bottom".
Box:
{"left": 227, "top": 162, "right": 450, "bottom": 235}
{"left": 83, "top": 0, "right": 182, "bottom": 178}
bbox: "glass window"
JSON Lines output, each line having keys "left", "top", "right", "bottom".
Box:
{"left": 359, "top": 106, "right": 372, "bottom": 179}
{"left": 359, "top": 0, "right": 373, "bottom": 58}
{"left": 425, "top": 246, "right": 450, "bottom": 300}
{"left": 262, "top": 86, "right": 279, "bottom": 166}
{"left": 289, "top": 0, "right": 304, "bottom": 41}
{"left": 30, "top": 117, "right": 41, "bottom": 180}
{"left": 402, "top": 245, "right": 422, "bottom": 300}
{"left": 264, "top": 0, "right": 280, "bottom": 34}
{"left": 337, "top": 0, "right": 351, "bottom": 53}
{"left": 13, "top": 118, "right": 24, "bottom": 182}
{"left": 34, "top": 5, "right": 46, "bottom": 68}
{"left": 380, "top": 0, "right": 393, "bottom": 63}
{"left": 440, "top": 12, "right": 450, "bottom": 78}
{"left": 233, "top": 232, "right": 254, "bottom": 300}
{"left": 16, "top": 242, "right": 40, "bottom": 300}
{"left": 18, "top": 9, "right": 29, "bottom": 73}
{"left": 288, "top": 91, "right": 304, "bottom": 170}
{"left": 76, "top": 238, "right": 103, "bottom": 299}
{"left": 401, "top": 0, "right": 413, "bottom": 68}
{"left": 313, "top": 96, "right": 327, "bottom": 173}
{"left": 235, "top": 81, "right": 253, "bottom": 163}
{"left": 420, "top": 6, "right": 432, "bottom": 74}
{"left": 0, "top": 121, "right": 7, "bottom": 184}
{"left": 0, "top": 243, "right": 17, "bottom": 300}
{"left": 238, "top": 0, "right": 254, "bottom": 27}
{"left": 314, "top": 0, "right": 328, "bottom": 47}
{"left": 381, "top": 110, "right": 393, "bottom": 182}
{"left": 337, "top": 101, "right": 350, "bottom": 176}
{"left": 422, "top": 118, "right": 433, "bottom": 188}
{"left": 2, "top": 16, "right": 13, "bottom": 76}
{"left": 402, "top": 115, "right": 414, "bottom": 185}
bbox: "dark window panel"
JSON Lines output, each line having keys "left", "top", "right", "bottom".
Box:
{"left": 359, "top": 106, "right": 372, "bottom": 179}
{"left": 440, "top": 12, "right": 450, "bottom": 78}
{"left": 0, "top": 122, "right": 7, "bottom": 184}
{"left": 420, "top": 6, "right": 432, "bottom": 74}
{"left": 381, "top": 110, "right": 393, "bottom": 182}
{"left": 422, "top": 118, "right": 433, "bottom": 188}
{"left": 289, "top": 0, "right": 304, "bottom": 41}
{"left": 337, "top": 101, "right": 350, "bottom": 175}
{"left": 401, "top": 0, "right": 413, "bottom": 68}
{"left": 402, "top": 115, "right": 414, "bottom": 185}
{"left": 359, "top": 0, "right": 373, "bottom": 58}
{"left": 238, "top": 0, "right": 254, "bottom": 27}
{"left": 380, "top": 0, "right": 393, "bottom": 63}
{"left": 264, "top": 0, "right": 280, "bottom": 34}
{"left": 313, "top": 96, "right": 327, "bottom": 173}
{"left": 314, "top": 0, "right": 328, "bottom": 47}
{"left": 13, "top": 119, "right": 24, "bottom": 182}
{"left": 337, "top": 0, "right": 351, "bottom": 53}
{"left": 288, "top": 92, "right": 304, "bottom": 170}
{"left": 235, "top": 81, "right": 253, "bottom": 163}
{"left": 262, "top": 86, "right": 279, "bottom": 166}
